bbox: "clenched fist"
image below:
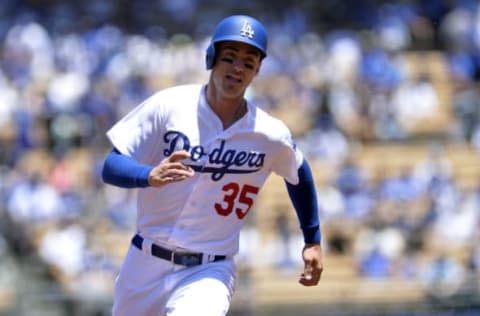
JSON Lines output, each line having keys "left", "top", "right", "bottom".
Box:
{"left": 299, "top": 243, "right": 323, "bottom": 286}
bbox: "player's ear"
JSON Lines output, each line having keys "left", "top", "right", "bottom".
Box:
{"left": 255, "top": 62, "right": 261, "bottom": 75}
{"left": 254, "top": 52, "right": 264, "bottom": 75}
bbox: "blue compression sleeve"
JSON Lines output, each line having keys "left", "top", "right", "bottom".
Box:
{"left": 102, "top": 148, "right": 153, "bottom": 188}
{"left": 285, "top": 159, "right": 321, "bottom": 244}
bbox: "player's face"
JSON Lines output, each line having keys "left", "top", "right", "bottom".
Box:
{"left": 211, "top": 41, "right": 262, "bottom": 99}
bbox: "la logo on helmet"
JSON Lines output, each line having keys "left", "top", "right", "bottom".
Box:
{"left": 240, "top": 20, "right": 255, "bottom": 39}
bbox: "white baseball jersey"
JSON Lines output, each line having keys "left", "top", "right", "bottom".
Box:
{"left": 107, "top": 84, "right": 303, "bottom": 256}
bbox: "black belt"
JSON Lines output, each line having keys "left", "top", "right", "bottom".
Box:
{"left": 132, "top": 234, "right": 226, "bottom": 267}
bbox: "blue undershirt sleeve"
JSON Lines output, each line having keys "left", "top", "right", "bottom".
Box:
{"left": 102, "top": 148, "right": 153, "bottom": 188}
{"left": 285, "top": 158, "right": 321, "bottom": 244}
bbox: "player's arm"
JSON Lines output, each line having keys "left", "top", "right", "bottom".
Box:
{"left": 102, "top": 147, "right": 194, "bottom": 188}
{"left": 285, "top": 158, "right": 323, "bottom": 286}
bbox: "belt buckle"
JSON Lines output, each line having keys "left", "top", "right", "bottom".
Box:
{"left": 171, "top": 248, "right": 202, "bottom": 267}
{"left": 182, "top": 253, "right": 202, "bottom": 267}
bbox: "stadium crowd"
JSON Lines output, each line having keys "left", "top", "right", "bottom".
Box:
{"left": 0, "top": 0, "right": 480, "bottom": 314}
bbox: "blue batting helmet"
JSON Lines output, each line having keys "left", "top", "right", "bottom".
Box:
{"left": 205, "top": 15, "right": 268, "bottom": 70}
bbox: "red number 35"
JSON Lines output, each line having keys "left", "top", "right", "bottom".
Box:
{"left": 215, "top": 182, "right": 259, "bottom": 219}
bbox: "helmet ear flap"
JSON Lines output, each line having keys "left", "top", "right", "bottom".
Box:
{"left": 205, "top": 43, "right": 216, "bottom": 70}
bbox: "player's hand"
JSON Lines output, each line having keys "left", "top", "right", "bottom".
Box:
{"left": 299, "top": 243, "right": 323, "bottom": 286}
{"left": 148, "top": 150, "right": 194, "bottom": 188}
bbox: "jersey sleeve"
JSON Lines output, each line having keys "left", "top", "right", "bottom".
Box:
{"left": 271, "top": 127, "right": 304, "bottom": 185}
{"left": 106, "top": 93, "right": 165, "bottom": 165}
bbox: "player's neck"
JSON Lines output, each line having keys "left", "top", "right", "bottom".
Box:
{"left": 206, "top": 86, "right": 247, "bottom": 129}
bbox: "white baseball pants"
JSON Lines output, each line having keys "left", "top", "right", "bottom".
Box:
{"left": 112, "top": 243, "right": 236, "bottom": 316}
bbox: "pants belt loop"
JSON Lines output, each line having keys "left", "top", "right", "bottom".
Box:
{"left": 202, "top": 254, "right": 211, "bottom": 264}
{"left": 141, "top": 238, "right": 153, "bottom": 256}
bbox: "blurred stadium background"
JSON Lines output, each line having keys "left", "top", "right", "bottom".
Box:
{"left": 1, "top": 0, "right": 480, "bottom": 315}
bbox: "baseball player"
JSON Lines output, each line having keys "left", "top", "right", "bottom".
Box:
{"left": 102, "top": 14, "right": 323, "bottom": 316}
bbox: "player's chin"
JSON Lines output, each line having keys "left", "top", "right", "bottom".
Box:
{"left": 222, "top": 82, "right": 246, "bottom": 95}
